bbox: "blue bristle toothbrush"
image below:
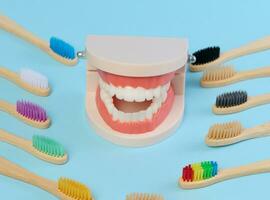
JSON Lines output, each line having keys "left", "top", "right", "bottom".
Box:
{"left": 0, "top": 15, "right": 77, "bottom": 66}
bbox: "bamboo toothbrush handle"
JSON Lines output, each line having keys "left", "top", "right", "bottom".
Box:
{"left": 0, "top": 157, "right": 56, "bottom": 192}
{"left": 0, "top": 129, "right": 30, "bottom": 150}
{"left": 242, "top": 121, "right": 270, "bottom": 138}
{"left": 248, "top": 93, "right": 270, "bottom": 107}
{"left": 0, "top": 15, "right": 48, "bottom": 50}
{"left": 220, "top": 160, "right": 270, "bottom": 181}
{"left": 238, "top": 66, "right": 270, "bottom": 80}
{"left": 220, "top": 36, "right": 270, "bottom": 62}
{"left": 0, "top": 99, "right": 16, "bottom": 115}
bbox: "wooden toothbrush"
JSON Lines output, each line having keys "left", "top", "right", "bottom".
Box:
{"left": 213, "top": 90, "right": 270, "bottom": 115}
{"left": 0, "top": 67, "right": 50, "bottom": 96}
{"left": 0, "top": 156, "right": 93, "bottom": 199}
{"left": 0, "top": 99, "right": 50, "bottom": 129}
{"left": 205, "top": 121, "right": 270, "bottom": 146}
{"left": 201, "top": 65, "right": 270, "bottom": 87}
{"left": 0, "top": 129, "right": 67, "bottom": 164}
{"left": 189, "top": 36, "right": 270, "bottom": 72}
{"left": 126, "top": 193, "right": 164, "bottom": 200}
{"left": 179, "top": 160, "right": 270, "bottom": 189}
{"left": 0, "top": 15, "right": 77, "bottom": 66}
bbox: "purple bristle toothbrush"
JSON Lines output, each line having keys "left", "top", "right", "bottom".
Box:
{"left": 0, "top": 99, "right": 50, "bottom": 129}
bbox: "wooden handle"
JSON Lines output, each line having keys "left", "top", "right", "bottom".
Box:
{"left": 0, "top": 15, "right": 48, "bottom": 50}
{"left": 0, "top": 156, "right": 57, "bottom": 193}
{"left": 0, "top": 67, "right": 50, "bottom": 96}
{"left": 220, "top": 159, "right": 270, "bottom": 180}
{"left": 213, "top": 93, "right": 270, "bottom": 114}
{"left": 220, "top": 36, "right": 270, "bottom": 62}
{"left": 0, "top": 129, "right": 30, "bottom": 150}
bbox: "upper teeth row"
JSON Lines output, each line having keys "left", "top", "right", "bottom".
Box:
{"left": 99, "top": 77, "right": 170, "bottom": 102}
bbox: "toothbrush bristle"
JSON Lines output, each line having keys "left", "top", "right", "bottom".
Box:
{"left": 32, "top": 135, "right": 65, "bottom": 157}
{"left": 58, "top": 178, "right": 92, "bottom": 200}
{"left": 208, "top": 121, "right": 242, "bottom": 139}
{"left": 215, "top": 91, "right": 248, "bottom": 108}
{"left": 50, "top": 37, "right": 75, "bottom": 60}
{"left": 202, "top": 66, "right": 236, "bottom": 81}
{"left": 192, "top": 46, "right": 220, "bottom": 65}
{"left": 20, "top": 68, "right": 49, "bottom": 89}
{"left": 16, "top": 100, "right": 47, "bottom": 122}
{"left": 126, "top": 193, "right": 164, "bottom": 200}
{"left": 182, "top": 161, "right": 218, "bottom": 182}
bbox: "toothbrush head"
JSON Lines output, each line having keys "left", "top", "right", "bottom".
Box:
{"left": 207, "top": 121, "right": 242, "bottom": 140}
{"left": 50, "top": 37, "right": 76, "bottom": 60}
{"left": 215, "top": 91, "right": 248, "bottom": 108}
{"left": 202, "top": 66, "right": 236, "bottom": 82}
{"left": 16, "top": 100, "right": 48, "bottom": 122}
{"left": 126, "top": 193, "right": 164, "bottom": 200}
{"left": 32, "top": 135, "right": 66, "bottom": 157}
{"left": 58, "top": 178, "right": 93, "bottom": 200}
{"left": 192, "top": 46, "right": 220, "bottom": 66}
{"left": 20, "top": 68, "right": 49, "bottom": 90}
{"left": 181, "top": 161, "right": 218, "bottom": 182}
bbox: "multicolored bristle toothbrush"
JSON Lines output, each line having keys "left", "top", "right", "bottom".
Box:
{"left": 189, "top": 36, "right": 270, "bottom": 72}
{"left": 201, "top": 65, "right": 270, "bottom": 87}
{"left": 0, "top": 129, "right": 67, "bottom": 164}
{"left": 206, "top": 121, "right": 270, "bottom": 146}
{"left": 126, "top": 193, "right": 164, "bottom": 200}
{"left": 0, "top": 67, "right": 50, "bottom": 96}
{"left": 179, "top": 159, "right": 270, "bottom": 189}
{"left": 0, "top": 15, "right": 77, "bottom": 66}
{"left": 213, "top": 90, "right": 270, "bottom": 115}
{"left": 0, "top": 156, "right": 93, "bottom": 199}
{"left": 0, "top": 99, "right": 50, "bottom": 128}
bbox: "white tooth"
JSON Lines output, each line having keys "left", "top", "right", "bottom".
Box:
{"left": 112, "top": 108, "right": 119, "bottom": 121}
{"left": 153, "top": 86, "right": 161, "bottom": 98}
{"left": 152, "top": 102, "right": 159, "bottom": 114}
{"left": 118, "top": 111, "right": 125, "bottom": 122}
{"left": 124, "top": 113, "right": 131, "bottom": 122}
{"left": 146, "top": 107, "right": 153, "bottom": 120}
{"left": 124, "top": 87, "right": 135, "bottom": 102}
{"left": 109, "top": 84, "right": 116, "bottom": 96}
{"left": 145, "top": 89, "right": 153, "bottom": 100}
{"left": 161, "top": 93, "right": 167, "bottom": 102}
{"left": 135, "top": 87, "right": 145, "bottom": 102}
{"left": 138, "top": 111, "right": 145, "bottom": 121}
{"left": 107, "top": 104, "right": 114, "bottom": 114}
{"left": 116, "top": 87, "right": 124, "bottom": 100}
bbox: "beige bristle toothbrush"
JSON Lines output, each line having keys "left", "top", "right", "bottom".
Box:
{"left": 0, "top": 14, "right": 78, "bottom": 66}
{"left": 0, "top": 67, "right": 50, "bottom": 96}
{"left": 189, "top": 35, "right": 270, "bottom": 72}
{"left": 126, "top": 193, "right": 164, "bottom": 200}
{"left": 0, "top": 129, "right": 67, "bottom": 164}
{"left": 0, "top": 156, "right": 93, "bottom": 199}
{"left": 205, "top": 121, "right": 270, "bottom": 147}
{"left": 0, "top": 99, "right": 50, "bottom": 129}
{"left": 179, "top": 159, "right": 270, "bottom": 189}
{"left": 201, "top": 65, "right": 270, "bottom": 87}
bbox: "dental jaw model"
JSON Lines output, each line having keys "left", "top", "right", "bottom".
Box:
{"left": 86, "top": 36, "right": 187, "bottom": 147}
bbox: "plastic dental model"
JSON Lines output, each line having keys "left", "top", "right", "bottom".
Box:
{"left": 85, "top": 36, "right": 188, "bottom": 147}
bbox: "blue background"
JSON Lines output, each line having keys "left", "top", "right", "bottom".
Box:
{"left": 1, "top": 0, "right": 270, "bottom": 199}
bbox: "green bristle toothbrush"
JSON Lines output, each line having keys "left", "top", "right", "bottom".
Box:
{"left": 0, "top": 129, "right": 67, "bottom": 165}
